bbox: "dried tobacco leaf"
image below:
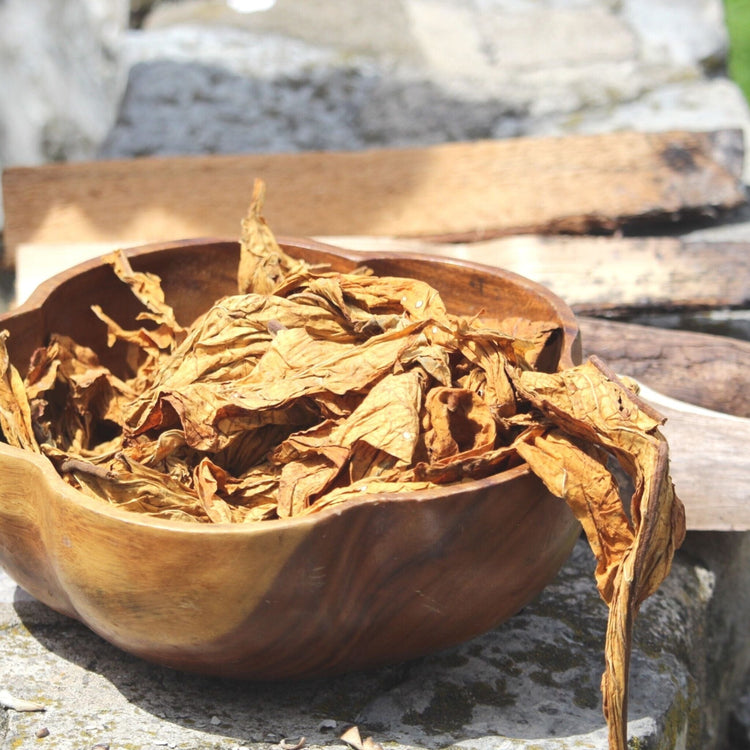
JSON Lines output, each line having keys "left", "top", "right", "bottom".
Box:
{"left": 0, "top": 179, "right": 686, "bottom": 750}
{"left": 100, "top": 250, "right": 185, "bottom": 354}
{"left": 422, "top": 387, "right": 496, "bottom": 461}
{"left": 24, "top": 334, "right": 134, "bottom": 455}
{"left": 238, "top": 179, "right": 308, "bottom": 294}
{"left": 0, "top": 331, "right": 39, "bottom": 452}
{"left": 456, "top": 332, "right": 516, "bottom": 418}
{"left": 271, "top": 369, "right": 425, "bottom": 515}
{"left": 341, "top": 725, "right": 383, "bottom": 750}
{"left": 512, "top": 356, "right": 685, "bottom": 750}
{"left": 193, "top": 456, "right": 236, "bottom": 523}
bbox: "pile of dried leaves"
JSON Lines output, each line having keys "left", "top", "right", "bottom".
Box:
{"left": 0, "top": 180, "right": 685, "bottom": 749}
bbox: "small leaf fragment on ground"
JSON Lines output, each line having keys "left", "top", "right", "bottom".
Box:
{"left": 0, "top": 689, "right": 45, "bottom": 712}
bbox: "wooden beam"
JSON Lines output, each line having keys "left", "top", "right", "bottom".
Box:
{"left": 578, "top": 317, "right": 750, "bottom": 418}
{"left": 580, "top": 317, "right": 750, "bottom": 532}
{"left": 629, "top": 383, "right": 750, "bottom": 532}
{"left": 13, "top": 233, "right": 750, "bottom": 311}
{"left": 322, "top": 235, "right": 750, "bottom": 312}
{"left": 3, "top": 129, "right": 745, "bottom": 265}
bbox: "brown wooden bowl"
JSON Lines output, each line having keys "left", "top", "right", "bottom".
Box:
{"left": 0, "top": 238, "right": 582, "bottom": 679}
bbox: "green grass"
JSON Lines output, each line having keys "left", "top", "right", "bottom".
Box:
{"left": 725, "top": 0, "right": 750, "bottom": 102}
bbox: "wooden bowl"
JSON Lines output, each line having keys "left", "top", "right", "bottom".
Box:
{"left": 0, "top": 238, "right": 582, "bottom": 679}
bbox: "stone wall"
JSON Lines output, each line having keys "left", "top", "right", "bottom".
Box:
{"left": 106, "top": 0, "right": 750, "bottom": 162}
{"left": 0, "top": 0, "right": 128, "bottom": 170}
{"left": 2, "top": 0, "right": 750, "bottom": 229}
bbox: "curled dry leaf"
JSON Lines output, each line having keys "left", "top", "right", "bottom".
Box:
{"left": 340, "top": 725, "right": 383, "bottom": 750}
{"left": 238, "top": 179, "right": 309, "bottom": 295}
{"left": 0, "top": 689, "right": 46, "bottom": 712}
{"left": 101, "top": 249, "right": 184, "bottom": 339}
{"left": 0, "top": 330, "right": 39, "bottom": 452}
{"left": 512, "top": 356, "right": 685, "bottom": 749}
{"left": 0, "top": 178, "right": 685, "bottom": 749}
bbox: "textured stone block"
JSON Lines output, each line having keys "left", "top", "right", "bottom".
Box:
{"left": 2, "top": 537, "right": 743, "bottom": 749}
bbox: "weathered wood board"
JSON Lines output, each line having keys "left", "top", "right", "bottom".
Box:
{"left": 323, "top": 234, "right": 750, "bottom": 312}
{"left": 3, "top": 128, "right": 745, "bottom": 265}
{"left": 13, "top": 233, "right": 750, "bottom": 314}
{"left": 579, "top": 319, "right": 749, "bottom": 532}
{"left": 578, "top": 317, "right": 750, "bottom": 418}
{"left": 632, "top": 384, "right": 750, "bottom": 532}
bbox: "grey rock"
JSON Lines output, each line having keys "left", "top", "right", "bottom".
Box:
{"left": 120, "top": 21, "right": 358, "bottom": 80}
{"left": 1, "top": 536, "right": 742, "bottom": 749}
{"left": 682, "top": 532, "right": 750, "bottom": 748}
{"left": 97, "top": 59, "right": 524, "bottom": 159}
{"left": 728, "top": 678, "right": 750, "bottom": 749}
{"left": 143, "top": 0, "right": 420, "bottom": 62}
{"left": 620, "top": 0, "right": 728, "bottom": 70}
{"left": 100, "top": 60, "right": 372, "bottom": 156}
{"left": 98, "top": 0, "right": 750, "bottom": 183}
{"left": 0, "top": 0, "right": 130, "bottom": 225}
{"left": 0, "top": 0, "right": 129, "bottom": 163}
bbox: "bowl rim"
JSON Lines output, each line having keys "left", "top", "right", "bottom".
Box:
{"left": 13, "top": 236, "right": 581, "bottom": 371}
{"left": 0, "top": 439, "right": 538, "bottom": 535}
{"left": 0, "top": 236, "right": 580, "bottom": 533}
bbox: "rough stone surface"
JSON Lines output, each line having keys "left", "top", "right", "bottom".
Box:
{"left": 97, "top": 0, "right": 750, "bottom": 177}
{"left": 0, "top": 0, "right": 129, "bottom": 160}
{"left": 729, "top": 680, "right": 750, "bottom": 749}
{"left": 1, "top": 536, "right": 742, "bottom": 750}
{"left": 680, "top": 532, "right": 750, "bottom": 749}
{"left": 0, "top": 0, "right": 130, "bottom": 225}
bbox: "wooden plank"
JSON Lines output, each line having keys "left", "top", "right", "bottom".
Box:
{"left": 322, "top": 235, "right": 750, "bottom": 312}
{"left": 578, "top": 317, "right": 750, "bottom": 418}
{"left": 13, "top": 233, "right": 750, "bottom": 312}
{"left": 580, "top": 318, "right": 749, "bottom": 532}
{"left": 14, "top": 242, "right": 125, "bottom": 305}
{"left": 3, "top": 129, "right": 746, "bottom": 265}
{"left": 633, "top": 384, "right": 750, "bottom": 532}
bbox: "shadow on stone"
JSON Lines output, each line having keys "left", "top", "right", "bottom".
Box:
{"left": 9, "top": 538, "right": 708, "bottom": 748}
